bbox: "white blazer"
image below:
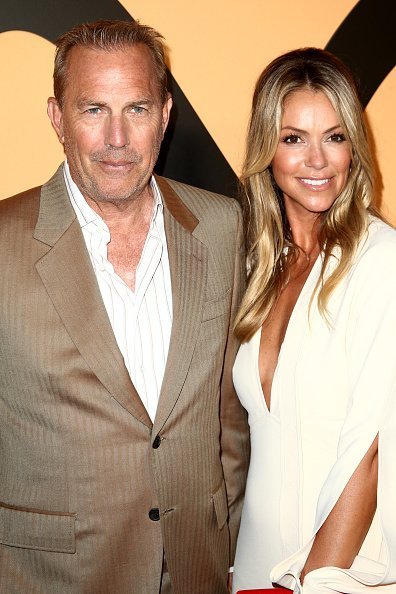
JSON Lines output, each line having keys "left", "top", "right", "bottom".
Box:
{"left": 271, "top": 218, "right": 396, "bottom": 593}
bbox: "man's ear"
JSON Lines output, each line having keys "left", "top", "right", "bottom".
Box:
{"left": 161, "top": 92, "right": 173, "bottom": 139}
{"left": 47, "top": 97, "right": 65, "bottom": 144}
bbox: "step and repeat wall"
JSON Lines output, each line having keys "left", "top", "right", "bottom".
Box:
{"left": 1, "top": 0, "right": 395, "bottom": 221}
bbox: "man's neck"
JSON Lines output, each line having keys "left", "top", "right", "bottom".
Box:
{"left": 84, "top": 185, "right": 154, "bottom": 234}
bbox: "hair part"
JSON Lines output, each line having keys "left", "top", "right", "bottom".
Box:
{"left": 53, "top": 19, "right": 168, "bottom": 107}
{"left": 235, "top": 47, "right": 377, "bottom": 342}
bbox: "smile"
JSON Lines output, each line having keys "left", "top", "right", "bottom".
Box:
{"left": 300, "top": 178, "right": 331, "bottom": 186}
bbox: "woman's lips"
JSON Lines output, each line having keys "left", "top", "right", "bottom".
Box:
{"left": 298, "top": 177, "right": 332, "bottom": 189}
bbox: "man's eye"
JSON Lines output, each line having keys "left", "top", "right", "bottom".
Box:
{"left": 282, "top": 134, "right": 302, "bottom": 144}
{"left": 131, "top": 106, "right": 146, "bottom": 114}
{"left": 86, "top": 107, "right": 101, "bottom": 114}
{"left": 328, "top": 133, "right": 346, "bottom": 143}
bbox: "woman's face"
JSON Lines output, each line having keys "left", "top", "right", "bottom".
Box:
{"left": 271, "top": 89, "right": 351, "bottom": 224}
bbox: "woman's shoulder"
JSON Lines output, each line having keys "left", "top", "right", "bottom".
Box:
{"left": 348, "top": 216, "right": 396, "bottom": 294}
{"left": 358, "top": 215, "right": 396, "bottom": 260}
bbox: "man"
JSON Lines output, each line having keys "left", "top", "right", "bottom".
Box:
{"left": 0, "top": 20, "right": 249, "bottom": 594}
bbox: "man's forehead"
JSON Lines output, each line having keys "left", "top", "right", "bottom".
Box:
{"left": 64, "top": 45, "right": 156, "bottom": 84}
{"left": 62, "top": 44, "right": 161, "bottom": 104}
{"left": 67, "top": 43, "right": 153, "bottom": 69}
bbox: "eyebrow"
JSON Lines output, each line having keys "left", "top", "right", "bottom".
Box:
{"left": 76, "top": 99, "right": 108, "bottom": 109}
{"left": 280, "top": 125, "right": 343, "bottom": 134}
{"left": 76, "top": 98, "right": 154, "bottom": 109}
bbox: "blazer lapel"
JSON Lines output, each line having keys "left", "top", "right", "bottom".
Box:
{"left": 34, "top": 167, "right": 152, "bottom": 428}
{"left": 153, "top": 177, "right": 207, "bottom": 434}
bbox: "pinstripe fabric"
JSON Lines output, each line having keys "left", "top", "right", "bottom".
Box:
{"left": 0, "top": 167, "right": 250, "bottom": 594}
{"left": 65, "top": 163, "right": 172, "bottom": 422}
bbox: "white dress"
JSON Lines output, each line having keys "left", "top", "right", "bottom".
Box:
{"left": 232, "top": 218, "right": 396, "bottom": 594}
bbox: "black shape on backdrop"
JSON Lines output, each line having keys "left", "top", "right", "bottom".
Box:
{"left": 1, "top": 0, "right": 394, "bottom": 195}
{"left": 0, "top": 0, "right": 131, "bottom": 39}
{"left": 0, "top": 0, "right": 238, "bottom": 196}
{"left": 325, "top": 0, "right": 395, "bottom": 107}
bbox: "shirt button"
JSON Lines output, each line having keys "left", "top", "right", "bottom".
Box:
{"left": 152, "top": 435, "right": 161, "bottom": 449}
{"left": 149, "top": 508, "right": 160, "bottom": 521}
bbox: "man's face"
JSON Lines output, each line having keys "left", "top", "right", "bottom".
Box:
{"left": 48, "top": 44, "right": 172, "bottom": 206}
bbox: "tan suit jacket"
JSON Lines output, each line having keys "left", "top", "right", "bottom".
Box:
{"left": 0, "top": 167, "right": 249, "bottom": 594}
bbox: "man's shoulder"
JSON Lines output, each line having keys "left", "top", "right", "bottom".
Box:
{"left": 159, "top": 176, "right": 240, "bottom": 217}
{"left": 0, "top": 166, "right": 66, "bottom": 225}
{"left": 0, "top": 185, "right": 42, "bottom": 220}
{"left": 158, "top": 176, "right": 243, "bottom": 253}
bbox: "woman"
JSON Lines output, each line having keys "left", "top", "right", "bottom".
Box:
{"left": 232, "top": 48, "right": 396, "bottom": 594}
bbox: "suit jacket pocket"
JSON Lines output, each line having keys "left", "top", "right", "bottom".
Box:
{"left": 0, "top": 501, "right": 76, "bottom": 553}
{"left": 202, "top": 288, "right": 231, "bottom": 322}
{"left": 212, "top": 482, "right": 228, "bottom": 530}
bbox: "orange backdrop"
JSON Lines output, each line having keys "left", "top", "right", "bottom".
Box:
{"left": 1, "top": 0, "right": 395, "bottom": 222}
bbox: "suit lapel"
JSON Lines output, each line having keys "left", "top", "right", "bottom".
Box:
{"left": 34, "top": 167, "right": 152, "bottom": 428}
{"left": 153, "top": 177, "right": 207, "bottom": 433}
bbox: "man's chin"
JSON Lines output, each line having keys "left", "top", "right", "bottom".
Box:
{"left": 85, "top": 180, "right": 146, "bottom": 205}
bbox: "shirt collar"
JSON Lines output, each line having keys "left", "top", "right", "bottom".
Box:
{"left": 150, "top": 176, "right": 164, "bottom": 222}
{"left": 63, "top": 160, "right": 163, "bottom": 230}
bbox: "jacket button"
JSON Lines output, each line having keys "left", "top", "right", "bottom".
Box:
{"left": 152, "top": 435, "right": 161, "bottom": 449}
{"left": 149, "top": 508, "right": 160, "bottom": 521}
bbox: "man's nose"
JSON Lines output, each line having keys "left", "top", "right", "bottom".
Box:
{"left": 104, "top": 115, "right": 129, "bottom": 149}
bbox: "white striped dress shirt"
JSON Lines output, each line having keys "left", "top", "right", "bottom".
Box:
{"left": 63, "top": 162, "right": 173, "bottom": 421}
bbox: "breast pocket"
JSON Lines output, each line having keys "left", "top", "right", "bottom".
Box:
{"left": 0, "top": 501, "right": 76, "bottom": 553}
{"left": 201, "top": 288, "right": 232, "bottom": 322}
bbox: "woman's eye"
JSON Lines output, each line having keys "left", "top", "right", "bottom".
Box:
{"left": 283, "top": 134, "right": 302, "bottom": 144}
{"left": 328, "top": 133, "right": 346, "bottom": 143}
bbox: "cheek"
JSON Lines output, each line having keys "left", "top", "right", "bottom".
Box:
{"left": 333, "top": 145, "right": 352, "bottom": 174}
{"left": 65, "top": 119, "right": 102, "bottom": 153}
{"left": 271, "top": 151, "right": 300, "bottom": 183}
{"left": 341, "top": 155, "right": 352, "bottom": 175}
{"left": 335, "top": 156, "right": 352, "bottom": 188}
{"left": 68, "top": 133, "right": 98, "bottom": 164}
{"left": 139, "top": 127, "right": 164, "bottom": 159}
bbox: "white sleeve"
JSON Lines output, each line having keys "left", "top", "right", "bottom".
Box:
{"left": 271, "top": 229, "right": 396, "bottom": 593}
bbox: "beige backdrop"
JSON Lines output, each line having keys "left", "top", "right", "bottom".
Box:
{"left": 1, "top": 0, "right": 395, "bottom": 222}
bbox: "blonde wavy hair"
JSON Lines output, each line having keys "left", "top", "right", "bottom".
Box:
{"left": 235, "top": 47, "right": 377, "bottom": 342}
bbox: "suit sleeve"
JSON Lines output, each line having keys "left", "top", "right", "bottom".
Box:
{"left": 219, "top": 202, "right": 250, "bottom": 564}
